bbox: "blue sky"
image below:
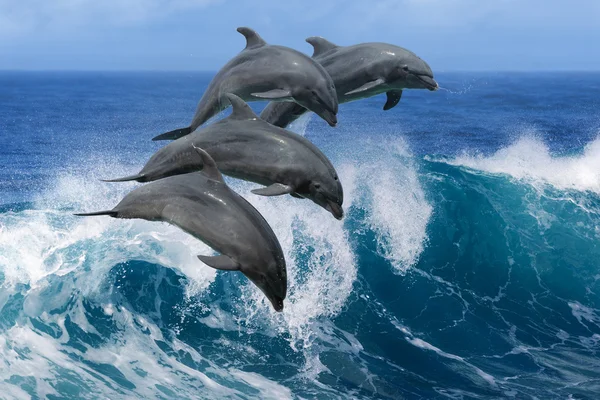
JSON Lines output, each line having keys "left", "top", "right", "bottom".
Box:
{"left": 1, "top": 0, "right": 599, "bottom": 71}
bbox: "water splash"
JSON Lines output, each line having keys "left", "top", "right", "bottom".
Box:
{"left": 0, "top": 138, "right": 436, "bottom": 398}
{"left": 352, "top": 137, "right": 432, "bottom": 274}
{"left": 448, "top": 135, "right": 600, "bottom": 194}
{"left": 286, "top": 113, "right": 313, "bottom": 136}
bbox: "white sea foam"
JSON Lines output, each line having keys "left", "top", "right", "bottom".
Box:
{"left": 0, "top": 153, "right": 360, "bottom": 346}
{"left": 569, "top": 301, "right": 600, "bottom": 328}
{"left": 223, "top": 137, "right": 432, "bottom": 343}
{"left": 0, "top": 166, "right": 217, "bottom": 295}
{"left": 230, "top": 370, "right": 293, "bottom": 400}
{"left": 225, "top": 178, "right": 358, "bottom": 349}
{"left": 355, "top": 137, "right": 432, "bottom": 274}
{"left": 449, "top": 135, "right": 600, "bottom": 194}
{"left": 0, "top": 136, "right": 434, "bottom": 396}
{"left": 408, "top": 338, "right": 497, "bottom": 387}
{"left": 0, "top": 302, "right": 291, "bottom": 399}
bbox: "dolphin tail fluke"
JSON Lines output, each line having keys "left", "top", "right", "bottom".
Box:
{"left": 152, "top": 126, "right": 192, "bottom": 141}
{"left": 100, "top": 174, "right": 145, "bottom": 183}
{"left": 74, "top": 210, "right": 118, "bottom": 217}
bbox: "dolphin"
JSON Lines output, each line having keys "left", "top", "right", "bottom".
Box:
{"left": 106, "top": 94, "right": 344, "bottom": 220}
{"left": 260, "top": 37, "right": 438, "bottom": 128}
{"left": 152, "top": 27, "right": 338, "bottom": 141}
{"left": 75, "top": 147, "right": 287, "bottom": 312}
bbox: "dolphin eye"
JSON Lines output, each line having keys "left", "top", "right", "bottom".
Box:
{"left": 334, "top": 176, "right": 338, "bottom": 181}
{"left": 314, "top": 183, "right": 321, "bottom": 189}
{"left": 402, "top": 65, "right": 409, "bottom": 72}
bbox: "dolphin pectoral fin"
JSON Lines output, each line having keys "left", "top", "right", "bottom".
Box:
{"left": 384, "top": 90, "right": 403, "bottom": 110}
{"left": 152, "top": 127, "right": 192, "bottom": 141}
{"left": 251, "top": 89, "right": 292, "bottom": 100}
{"left": 251, "top": 183, "right": 294, "bottom": 196}
{"left": 290, "top": 193, "right": 304, "bottom": 199}
{"left": 198, "top": 255, "right": 240, "bottom": 271}
{"left": 101, "top": 173, "right": 146, "bottom": 183}
{"left": 345, "top": 78, "right": 385, "bottom": 96}
{"left": 74, "top": 210, "right": 118, "bottom": 217}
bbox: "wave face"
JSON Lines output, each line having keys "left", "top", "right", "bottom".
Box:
{"left": 1, "top": 72, "right": 600, "bottom": 399}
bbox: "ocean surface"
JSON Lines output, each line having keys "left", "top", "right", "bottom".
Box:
{"left": 1, "top": 71, "right": 600, "bottom": 399}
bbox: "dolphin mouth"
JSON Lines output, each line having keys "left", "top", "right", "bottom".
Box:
{"left": 269, "top": 296, "right": 284, "bottom": 312}
{"left": 416, "top": 75, "right": 439, "bottom": 91}
{"left": 325, "top": 201, "right": 344, "bottom": 220}
{"left": 320, "top": 109, "right": 337, "bottom": 127}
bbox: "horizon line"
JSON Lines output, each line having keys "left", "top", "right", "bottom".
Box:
{"left": 1, "top": 69, "right": 600, "bottom": 74}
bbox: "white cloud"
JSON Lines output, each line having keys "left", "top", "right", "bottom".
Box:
{"left": 353, "top": 0, "right": 600, "bottom": 30}
{"left": 4, "top": 0, "right": 599, "bottom": 40}
{"left": 0, "top": 0, "right": 221, "bottom": 37}
{"left": 1, "top": 0, "right": 599, "bottom": 69}
{"left": 337, "top": 0, "right": 516, "bottom": 30}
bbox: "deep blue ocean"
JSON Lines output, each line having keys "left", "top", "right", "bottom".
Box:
{"left": 1, "top": 71, "right": 600, "bottom": 399}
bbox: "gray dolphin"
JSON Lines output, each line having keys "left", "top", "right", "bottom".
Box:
{"left": 260, "top": 37, "right": 438, "bottom": 128}
{"left": 107, "top": 94, "right": 344, "bottom": 220}
{"left": 75, "top": 147, "right": 287, "bottom": 312}
{"left": 152, "top": 27, "right": 338, "bottom": 141}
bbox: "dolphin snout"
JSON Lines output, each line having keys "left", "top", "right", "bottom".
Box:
{"left": 270, "top": 296, "right": 284, "bottom": 312}
{"left": 418, "top": 75, "right": 439, "bottom": 91}
{"left": 326, "top": 200, "right": 344, "bottom": 220}
{"left": 322, "top": 110, "right": 337, "bottom": 127}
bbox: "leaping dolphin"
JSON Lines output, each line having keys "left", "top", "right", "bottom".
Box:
{"left": 260, "top": 37, "right": 438, "bottom": 128}
{"left": 76, "top": 147, "right": 287, "bottom": 312}
{"left": 106, "top": 94, "right": 344, "bottom": 220}
{"left": 153, "top": 27, "right": 338, "bottom": 141}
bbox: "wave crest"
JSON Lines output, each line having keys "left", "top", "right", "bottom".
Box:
{"left": 449, "top": 135, "right": 600, "bottom": 194}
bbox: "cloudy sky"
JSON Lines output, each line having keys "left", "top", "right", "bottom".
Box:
{"left": 1, "top": 0, "right": 599, "bottom": 71}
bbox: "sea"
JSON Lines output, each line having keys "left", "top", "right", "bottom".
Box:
{"left": 1, "top": 71, "right": 600, "bottom": 399}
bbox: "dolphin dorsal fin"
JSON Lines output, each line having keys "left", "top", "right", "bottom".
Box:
{"left": 237, "top": 27, "right": 267, "bottom": 50}
{"left": 306, "top": 37, "right": 339, "bottom": 57}
{"left": 192, "top": 146, "right": 223, "bottom": 182}
{"left": 225, "top": 93, "right": 258, "bottom": 120}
